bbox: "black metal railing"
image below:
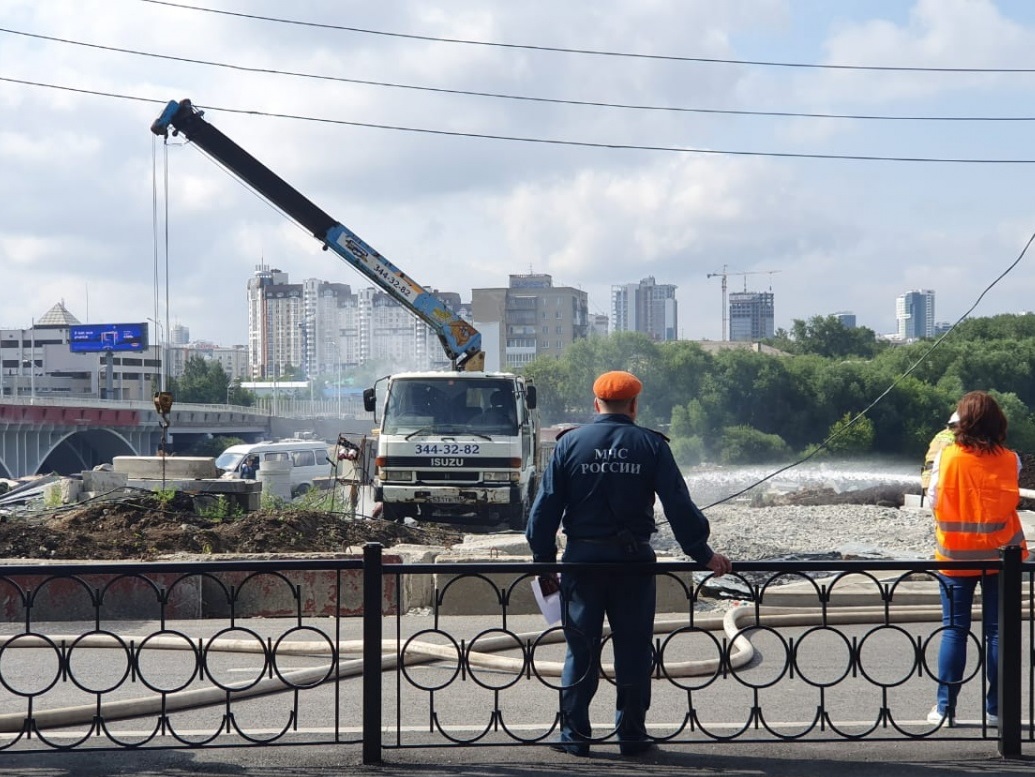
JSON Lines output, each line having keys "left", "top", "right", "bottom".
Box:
{"left": 0, "top": 547, "right": 1026, "bottom": 764}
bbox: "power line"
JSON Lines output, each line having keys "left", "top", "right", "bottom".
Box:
{"left": 6, "top": 75, "right": 1035, "bottom": 164}
{"left": 138, "top": 0, "right": 1035, "bottom": 74}
{"left": 6, "top": 26, "right": 1035, "bottom": 123}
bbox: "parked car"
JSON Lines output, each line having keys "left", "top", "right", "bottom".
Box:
{"left": 215, "top": 440, "right": 333, "bottom": 497}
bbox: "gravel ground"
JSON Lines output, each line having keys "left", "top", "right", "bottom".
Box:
{"left": 653, "top": 503, "right": 935, "bottom": 563}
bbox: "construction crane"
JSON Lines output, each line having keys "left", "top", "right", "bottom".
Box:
{"left": 706, "top": 266, "right": 781, "bottom": 341}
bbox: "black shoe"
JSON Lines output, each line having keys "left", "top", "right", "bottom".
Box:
{"left": 620, "top": 740, "right": 656, "bottom": 756}
{"left": 549, "top": 742, "right": 589, "bottom": 757}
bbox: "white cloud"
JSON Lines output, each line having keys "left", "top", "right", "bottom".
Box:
{"left": 0, "top": 0, "right": 1033, "bottom": 346}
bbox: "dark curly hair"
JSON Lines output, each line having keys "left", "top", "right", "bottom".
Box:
{"left": 953, "top": 390, "right": 1007, "bottom": 454}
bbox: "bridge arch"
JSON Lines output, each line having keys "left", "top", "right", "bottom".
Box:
{"left": 37, "top": 429, "right": 139, "bottom": 476}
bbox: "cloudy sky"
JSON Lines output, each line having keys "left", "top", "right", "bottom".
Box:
{"left": 3, "top": 0, "right": 1035, "bottom": 348}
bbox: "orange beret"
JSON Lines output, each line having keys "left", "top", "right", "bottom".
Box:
{"left": 593, "top": 371, "right": 642, "bottom": 401}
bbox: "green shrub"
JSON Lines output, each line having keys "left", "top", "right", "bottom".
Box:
{"left": 670, "top": 436, "right": 705, "bottom": 468}
{"left": 198, "top": 494, "right": 243, "bottom": 522}
{"left": 716, "top": 425, "right": 791, "bottom": 464}
{"left": 155, "top": 488, "right": 177, "bottom": 508}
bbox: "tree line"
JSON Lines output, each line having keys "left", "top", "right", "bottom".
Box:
{"left": 523, "top": 313, "right": 1035, "bottom": 466}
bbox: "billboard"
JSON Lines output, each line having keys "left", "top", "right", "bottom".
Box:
{"left": 69, "top": 323, "right": 149, "bottom": 353}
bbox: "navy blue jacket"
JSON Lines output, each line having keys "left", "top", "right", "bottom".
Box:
{"left": 526, "top": 413, "right": 714, "bottom": 564}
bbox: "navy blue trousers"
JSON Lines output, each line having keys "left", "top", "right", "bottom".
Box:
{"left": 558, "top": 540, "right": 656, "bottom": 745}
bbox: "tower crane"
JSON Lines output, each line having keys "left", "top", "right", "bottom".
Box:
{"left": 706, "top": 266, "right": 781, "bottom": 341}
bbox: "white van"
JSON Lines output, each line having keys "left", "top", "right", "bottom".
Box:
{"left": 216, "top": 440, "right": 334, "bottom": 497}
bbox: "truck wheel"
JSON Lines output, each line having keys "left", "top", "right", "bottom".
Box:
{"left": 381, "top": 503, "right": 409, "bottom": 523}
{"left": 506, "top": 500, "right": 529, "bottom": 531}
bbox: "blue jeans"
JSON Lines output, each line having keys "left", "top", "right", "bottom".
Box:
{"left": 935, "top": 573, "right": 999, "bottom": 717}
{"left": 558, "top": 540, "right": 656, "bottom": 745}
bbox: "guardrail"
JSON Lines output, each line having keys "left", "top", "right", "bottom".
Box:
{"left": 0, "top": 394, "right": 364, "bottom": 421}
{"left": 0, "top": 395, "right": 265, "bottom": 415}
{"left": 0, "top": 548, "right": 1025, "bottom": 763}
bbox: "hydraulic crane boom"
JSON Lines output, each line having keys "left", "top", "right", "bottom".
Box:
{"left": 150, "top": 99, "right": 484, "bottom": 371}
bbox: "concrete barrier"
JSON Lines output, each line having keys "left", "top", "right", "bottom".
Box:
{"left": 0, "top": 564, "right": 203, "bottom": 621}
{"left": 188, "top": 552, "right": 402, "bottom": 617}
{"left": 0, "top": 554, "right": 402, "bottom": 621}
{"left": 387, "top": 544, "right": 447, "bottom": 612}
{"left": 113, "top": 456, "right": 219, "bottom": 479}
{"left": 82, "top": 469, "right": 129, "bottom": 493}
{"left": 429, "top": 551, "right": 702, "bottom": 616}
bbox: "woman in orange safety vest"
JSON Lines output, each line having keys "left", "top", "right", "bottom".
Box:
{"left": 925, "top": 391, "right": 1027, "bottom": 728}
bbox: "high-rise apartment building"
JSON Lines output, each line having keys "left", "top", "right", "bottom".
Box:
{"left": 471, "top": 274, "right": 589, "bottom": 371}
{"left": 896, "top": 289, "right": 935, "bottom": 341}
{"left": 169, "top": 324, "right": 190, "bottom": 345}
{"left": 247, "top": 266, "right": 468, "bottom": 378}
{"left": 588, "top": 313, "right": 610, "bottom": 337}
{"left": 729, "top": 291, "right": 775, "bottom": 342}
{"left": 610, "top": 276, "right": 678, "bottom": 341}
{"left": 166, "top": 342, "right": 249, "bottom": 381}
{"left": 832, "top": 312, "right": 857, "bottom": 329}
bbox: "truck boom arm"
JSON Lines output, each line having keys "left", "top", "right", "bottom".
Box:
{"left": 151, "top": 99, "right": 483, "bottom": 371}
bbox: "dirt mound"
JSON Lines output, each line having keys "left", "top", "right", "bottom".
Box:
{"left": 0, "top": 494, "right": 464, "bottom": 561}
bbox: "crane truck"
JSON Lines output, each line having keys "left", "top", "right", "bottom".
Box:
{"left": 151, "top": 99, "right": 539, "bottom": 529}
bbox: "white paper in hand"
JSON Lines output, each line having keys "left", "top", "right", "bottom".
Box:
{"left": 531, "top": 576, "right": 562, "bottom": 626}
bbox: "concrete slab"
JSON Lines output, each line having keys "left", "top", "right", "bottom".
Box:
{"left": 113, "top": 456, "right": 219, "bottom": 479}
{"left": 451, "top": 533, "right": 532, "bottom": 556}
{"left": 42, "top": 478, "right": 82, "bottom": 506}
{"left": 385, "top": 544, "right": 447, "bottom": 611}
{"left": 433, "top": 552, "right": 539, "bottom": 615}
{"left": 81, "top": 470, "right": 128, "bottom": 494}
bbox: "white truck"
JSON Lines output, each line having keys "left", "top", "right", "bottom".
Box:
{"left": 152, "top": 99, "right": 539, "bottom": 528}
{"left": 364, "top": 371, "right": 538, "bottom": 529}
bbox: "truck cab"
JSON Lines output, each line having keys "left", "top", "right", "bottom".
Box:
{"left": 366, "top": 372, "right": 538, "bottom": 529}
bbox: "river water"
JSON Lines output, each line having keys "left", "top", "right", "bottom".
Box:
{"left": 682, "top": 457, "right": 920, "bottom": 509}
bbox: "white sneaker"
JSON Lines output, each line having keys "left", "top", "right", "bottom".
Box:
{"left": 927, "top": 706, "right": 954, "bottom": 727}
{"left": 987, "top": 713, "right": 998, "bottom": 727}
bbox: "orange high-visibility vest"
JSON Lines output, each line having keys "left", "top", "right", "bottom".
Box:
{"left": 934, "top": 444, "right": 1028, "bottom": 576}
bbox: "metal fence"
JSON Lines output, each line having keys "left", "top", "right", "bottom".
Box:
{"left": 0, "top": 547, "right": 1026, "bottom": 763}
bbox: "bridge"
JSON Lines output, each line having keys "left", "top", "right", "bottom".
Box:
{"left": 0, "top": 397, "right": 372, "bottom": 479}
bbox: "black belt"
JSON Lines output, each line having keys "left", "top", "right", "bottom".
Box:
{"left": 569, "top": 536, "right": 650, "bottom": 546}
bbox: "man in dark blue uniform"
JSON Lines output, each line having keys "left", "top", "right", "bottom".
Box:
{"left": 526, "top": 370, "right": 732, "bottom": 757}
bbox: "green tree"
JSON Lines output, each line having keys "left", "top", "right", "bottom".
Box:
{"left": 225, "top": 378, "right": 257, "bottom": 407}
{"left": 824, "top": 413, "right": 876, "bottom": 456}
{"left": 187, "top": 435, "right": 245, "bottom": 457}
{"left": 670, "top": 436, "right": 705, "bottom": 467}
{"left": 768, "top": 315, "right": 885, "bottom": 359}
{"left": 167, "top": 357, "right": 231, "bottom": 405}
{"left": 991, "top": 391, "right": 1035, "bottom": 453}
{"left": 523, "top": 318, "right": 1035, "bottom": 460}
